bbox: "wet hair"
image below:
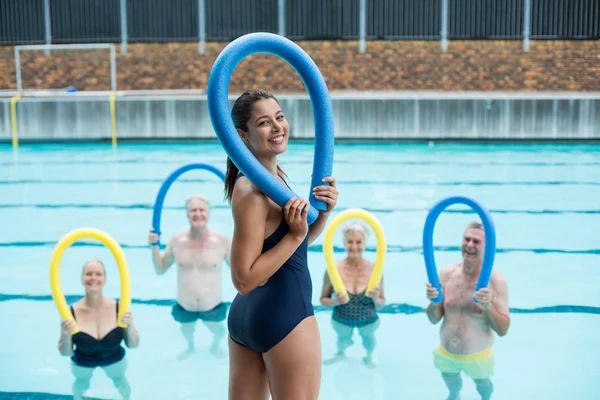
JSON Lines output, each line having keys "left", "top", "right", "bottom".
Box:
{"left": 185, "top": 194, "right": 210, "bottom": 210}
{"left": 224, "top": 89, "right": 287, "bottom": 202}
{"left": 342, "top": 221, "right": 370, "bottom": 241}
{"left": 82, "top": 259, "right": 106, "bottom": 276}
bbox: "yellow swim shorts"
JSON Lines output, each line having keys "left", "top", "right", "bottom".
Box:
{"left": 433, "top": 345, "right": 494, "bottom": 379}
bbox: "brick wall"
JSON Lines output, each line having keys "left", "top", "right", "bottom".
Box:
{"left": 1, "top": 40, "right": 599, "bottom": 92}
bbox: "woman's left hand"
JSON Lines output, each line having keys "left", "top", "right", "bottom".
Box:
{"left": 366, "top": 287, "right": 381, "bottom": 299}
{"left": 312, "top": 176, "right": 338, "bottom": 214}
{"left": 120, "top": 311, "right": 133, "bottom": 326}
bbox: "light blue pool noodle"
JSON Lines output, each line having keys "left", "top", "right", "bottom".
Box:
{"left": 422, "top": 195, "right": 497, "bottom": 304}
{"left": 151, "top": 163, "right": 226, "bottom": 246}
{"left": 207, "top": 32, "right": 335, "bottom": 225}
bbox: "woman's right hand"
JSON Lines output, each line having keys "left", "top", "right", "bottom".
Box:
{"left": 148, "top": 229, "right": 159, "bottom": 246}
{"left": 283, "top": 197, "right": 309, "bottom": 240}
{"left": 61, "top": 319, "right": 77, "bottom": 335}
{"left": 334, "top": 291, "right": 350, "bottom": 305}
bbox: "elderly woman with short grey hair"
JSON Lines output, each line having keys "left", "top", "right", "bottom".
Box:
{"left": 320, "top": 221, "right": 385, "bottom": 368}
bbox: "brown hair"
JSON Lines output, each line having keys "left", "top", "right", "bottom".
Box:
{"left": 224, "top": 89, "right": 288, "bottom": 201}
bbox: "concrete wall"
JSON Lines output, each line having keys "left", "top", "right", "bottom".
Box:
{"left": 1, "top": 93, "right": 598, "bottom": 142}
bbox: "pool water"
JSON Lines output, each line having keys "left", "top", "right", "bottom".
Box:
{"left": 0, "top": 142, "right": 599, "bottom": 400}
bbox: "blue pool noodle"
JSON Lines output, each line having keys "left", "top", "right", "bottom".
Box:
{"left": 151, "top": 163, "right": 226, "bottom": 246}
{"left": 422, "top": 195, "right": 497, "bottom": 304}
{"left": 207, "top": 32, "right": 334, "bottom": 225}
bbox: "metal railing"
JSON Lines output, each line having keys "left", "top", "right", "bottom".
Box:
{"left": 1, "top": 0, "right": 599, "bottom": 53}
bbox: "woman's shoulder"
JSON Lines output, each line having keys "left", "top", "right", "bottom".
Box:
{"left": 71, "top": 299, "right": 84, "bottom": 310}
{"left": 233, "top": 175, "right": 260, "bottom": 193}
{"left": 105, "top": 297, "right": 118, "bottom": 307}
{"left": 102, "top": 298, "right": 118, "bottom": 313}
{"left": 232, "top": 177, "right": 269, "bottom": 209}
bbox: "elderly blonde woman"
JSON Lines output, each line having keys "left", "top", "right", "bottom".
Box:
{"left": 320, "top": 221, "right": 385, "bottom": 368}
{"left": 58, "top": 259, "right": 139, "bottom": 400}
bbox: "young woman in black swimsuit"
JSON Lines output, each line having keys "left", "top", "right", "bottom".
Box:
{"left": 58, "top": 259, "right": 140, "bottom": 400}
{"left": 225, "top": 89, "right": 338, "bottom": 400}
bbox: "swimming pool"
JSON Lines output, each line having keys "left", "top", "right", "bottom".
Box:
{"left": 0, "top": 142, "right": 599, "bottom": 400}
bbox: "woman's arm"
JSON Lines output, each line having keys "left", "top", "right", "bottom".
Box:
{"left": 230, "top": 182, "right": 309, "bottom": 295}
{"left": 124, "top": 324, "right": 140, "bottom": 348}
{"left": 120, "top": 311, "right": 140, "bottom": 348}
{"left": 58, "top": 319, "right": 75, "bottom": 356}
{"left": 320, "top": 269, "right": 350, "bottom": 308}
{"left": 374, "top": 276, "right": 385, "bottom": 310}
{"left": 319, "top": 271, "right": 336, "bottom": 307}
{"left": 366, "top": 275, "right": 386, "bottom": 310}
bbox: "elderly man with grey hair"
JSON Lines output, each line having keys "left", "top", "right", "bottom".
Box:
{"left": 320, "top": 220, "right": 385, "bottom": 368}
{"left": 426, "top": 221, "right": 510, "bottom": 400}
{"left": 148, "top": 194, "right": 231, "bottom": 360}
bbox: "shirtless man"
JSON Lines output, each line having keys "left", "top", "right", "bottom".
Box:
{"left": 148, "top": 194, "right": 231, "bottom": 360}
{"left": 426, "top": 221, "right": 510, "bottom": 400}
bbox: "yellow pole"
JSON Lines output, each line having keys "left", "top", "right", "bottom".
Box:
{"left": 10, "top": 93, "right": 23, "bottom": 150}
{"left": 110, "top": 91, "right": 117, "bottom": 148}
